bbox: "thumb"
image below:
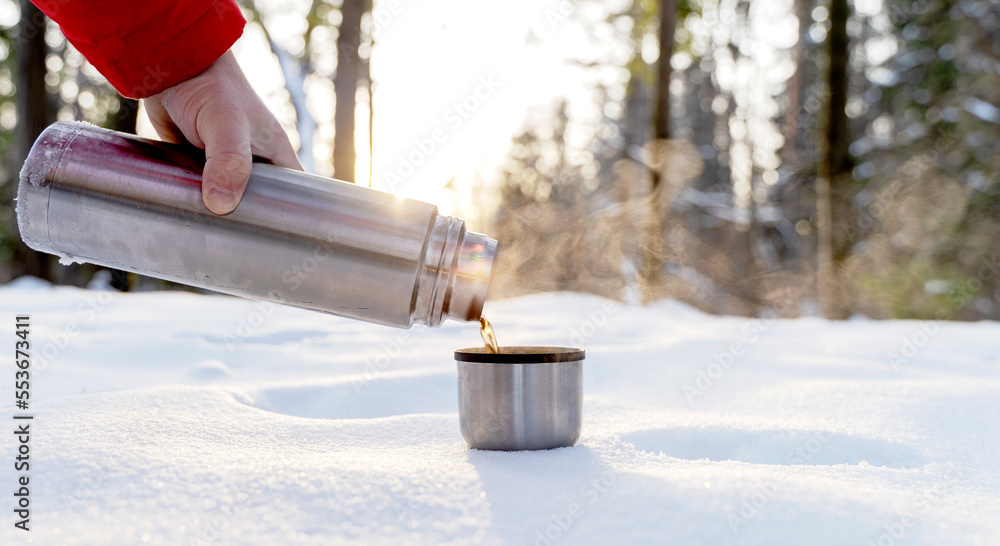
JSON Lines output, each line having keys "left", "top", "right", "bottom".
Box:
{"left": 199, "top": 109, "right": 252, "bottom": 215}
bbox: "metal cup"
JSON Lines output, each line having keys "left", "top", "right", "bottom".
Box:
{"left": 455, "top": 347, "right": 584, "bottom": 451}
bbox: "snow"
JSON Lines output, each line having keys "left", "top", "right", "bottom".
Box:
{"left": 1, "top": 282, "right": 999, "bottom": 545}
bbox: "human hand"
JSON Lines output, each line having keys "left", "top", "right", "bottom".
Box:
{"left": 143, "top": 51, "right": 302, "bottom": 215}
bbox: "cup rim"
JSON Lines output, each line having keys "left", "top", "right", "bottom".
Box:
{"left": 454, "top": 346, "right": 585, "bottom": 363}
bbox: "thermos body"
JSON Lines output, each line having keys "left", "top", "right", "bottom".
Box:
{"left": 17, "top": 122, "right": 497, "bottom": 328}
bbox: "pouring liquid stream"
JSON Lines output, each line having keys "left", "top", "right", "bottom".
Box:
{"left": 479, "top": 317, "right": 500, "bottom": 354}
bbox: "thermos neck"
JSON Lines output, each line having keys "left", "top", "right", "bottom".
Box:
{"left": 413, "top": 214, "right": 497, "bottom": 327}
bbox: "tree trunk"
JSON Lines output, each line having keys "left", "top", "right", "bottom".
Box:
{"left": 654, "top": 0, "right": 675, "bottom": 142}
{"left": 640, "top": 0, "right": 676, "bottom": 302}
{"left": 826, "top": 0, "right": 851, "bottom": 181}
{"left": 783, "top": 0, "right": 810, "bottom": 163}
{"left": 817, "top": 0, "right": 851, "bottom": 319}
{"left": 362, "top": 53, "right": 372, "bottom": 186}
{"left": 333, "top": 0, "right": 365, "bottom": 183}
{"left": 114, "top": 97, "right": 139, "bottom": 134}
{"left": 11, "top": 0, "right": 55, "bottom": 281}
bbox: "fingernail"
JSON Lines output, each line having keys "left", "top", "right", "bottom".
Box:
{"left": 206, "top": 188, "right": 237, "bottom": 214}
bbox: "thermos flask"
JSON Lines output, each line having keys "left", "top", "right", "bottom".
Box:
{"left": 16, "top": 121, "right": 497, "bottom": 328}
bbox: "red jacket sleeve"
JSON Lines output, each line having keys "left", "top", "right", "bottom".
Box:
{"left": 30, "top": 0, "right": 246, "bottom": 99}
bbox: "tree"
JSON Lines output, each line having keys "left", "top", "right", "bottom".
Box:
{"left": 244, "top": 0, "right": 318, "bottom": 173}
{"left": 639, "top": 0, "right": 678, "bottom": 301}
{"left": 2, "top": 2, "right": 146, "bottom": 285}
{"left": 654, "top": 0, "right": 675, "bottom": 142}
{"left": 10, "top": 0, "right": 54, "bottom": 281}
{"left": 816, "top": 0, "right": 851, "bottom": 319}
{"left": 333, "top": 0, "right": 367, "bottom": 183}
{"left": 782, "top": 0, "right": 811, "bottom": 164}
{"left": 844, "top": 0, "right": 1000, "bottom": 320}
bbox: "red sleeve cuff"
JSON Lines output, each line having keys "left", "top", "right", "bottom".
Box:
{"left": 107, "top": 1, "right": 245, "bottom": 98}
{"left": 48, "top": 0, "right": 246, "bottom": 99}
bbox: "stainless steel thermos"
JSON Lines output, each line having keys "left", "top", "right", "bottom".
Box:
{"left": 16, "top": 121, "right": 497, "bottom": 328}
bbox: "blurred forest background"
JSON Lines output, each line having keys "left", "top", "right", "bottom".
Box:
{"left": 1, "top": 0, "right": 999, "bottom": 320}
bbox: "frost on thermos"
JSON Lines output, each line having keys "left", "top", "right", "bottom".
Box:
{"left": 16, "top": 121, "right": 86, "bottom": 263}
{"left": 15, "top": 121, "right": 497, "bottom": 328}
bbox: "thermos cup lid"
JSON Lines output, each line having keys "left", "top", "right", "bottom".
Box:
{"left": 454, "top": 347, "right": 585, "bottom": 363}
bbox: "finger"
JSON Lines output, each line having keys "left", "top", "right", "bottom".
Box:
{"left": 197, "top": 107, "right": 253, "bottom": 215}
{"left": 252, "top": 119, "right": 304, "bottom": 172}
{"left": 143, "top": 98, "right": 187, "bottom": 145}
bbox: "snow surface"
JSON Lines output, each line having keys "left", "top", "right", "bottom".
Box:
{"left": 1, "top": 280, "right": 999, "bottom": 545}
